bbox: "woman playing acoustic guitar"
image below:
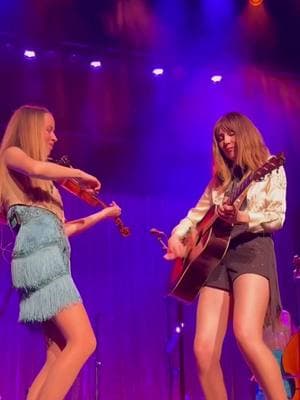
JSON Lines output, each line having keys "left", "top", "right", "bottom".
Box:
{"left": 165, "top": 112, "right": 287, "bottom": 399}
{"left": 0, "top": 105, "right": 121, "bottom": 400}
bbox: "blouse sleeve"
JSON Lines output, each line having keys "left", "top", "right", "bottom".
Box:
{"left": 172, "top": 181, "right": 213, "bottom": 238}
{"left": 247, "top": 166, "right": 287, "bottom": 233}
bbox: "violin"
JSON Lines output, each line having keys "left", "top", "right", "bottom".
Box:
{"left": 49, "top": 156, "right": 131, "bottom": 237}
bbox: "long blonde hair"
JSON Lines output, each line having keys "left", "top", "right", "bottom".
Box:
{"left": 212, "top": 112, "right": 270, "bottom": 189}
{"left": 0, "top": 105, "right": 53, "bottom": 212}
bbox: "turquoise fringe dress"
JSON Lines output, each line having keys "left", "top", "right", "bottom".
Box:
{"left": 8, "top": 205, "right": 82, "bottom": 322}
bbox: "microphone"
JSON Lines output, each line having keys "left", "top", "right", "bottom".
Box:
{"left": 149, "top": 228, "right": 168, "bottom": 250}
{"left": 149, "top": 228, "right": 167, "bottom": 237}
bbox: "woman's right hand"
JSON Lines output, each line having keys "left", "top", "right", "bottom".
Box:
{"left": 78, "top": 171, "right": 101, "bottom": 193}
{"left": 164, "top": 234, "right": 186, "bottom": 260}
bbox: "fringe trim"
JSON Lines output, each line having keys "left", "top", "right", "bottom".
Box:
{"left": 12, "top": 245, "right": 69, "bottom": 289}
{"left": 19, "top": 274, "right": 82, "bottom": 322}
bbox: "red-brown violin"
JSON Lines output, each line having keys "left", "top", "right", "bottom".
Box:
{"left": 50, "top": 155, "right": 131, "bottom": 237}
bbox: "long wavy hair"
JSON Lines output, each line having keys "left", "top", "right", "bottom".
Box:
{"left": 0, "top": 105, "right": 53, "bottom": 211}
{"left": 212, "top": 112, "right": 270, "bottom": 189}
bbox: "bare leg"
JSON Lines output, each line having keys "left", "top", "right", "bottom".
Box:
{"left": 27, "top": 340, "right": 62, "bottom": 399}
{"left": 233, "top": 274, "right": 287, "bottom": 400}
{"left": 35, "top": 303, "right": 96, "bottom": 400}
{"left": 194, "top": 286, "right": 231, "bottom": 400}
{"left": 27, "top": 322, "right": 65, "bottom": 400}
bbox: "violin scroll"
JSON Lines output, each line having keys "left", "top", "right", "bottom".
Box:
{"left": 115, "top": 217, "right": 131, "bottom": 237}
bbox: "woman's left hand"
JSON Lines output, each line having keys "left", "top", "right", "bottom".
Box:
{"left": 104, "top": 201, "right": 122, "bottom": 218}
{"left": 217, "top": 204, "right": 249, "bottom": 225}
{"left": 217, "top": 203, "right": 237, "bottom": 224}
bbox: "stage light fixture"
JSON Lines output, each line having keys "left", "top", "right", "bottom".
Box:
{"left": 24, "top": 50, "right": 36, "bottom": 58}
{"left": 175, "top": 326, "right": 181, "bottom": 334}
{"left": 249, "top": 0, "right": 264, "bottom": 6}
{"left": 152, "top": 68, "right": 164, "bottom": 76}
{"left": 90, "top": 61, "right": 102, "bottom": 68}
{"left": 211, "top": 75, "right": 223, "bottom": 83}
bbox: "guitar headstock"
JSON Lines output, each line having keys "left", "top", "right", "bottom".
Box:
{"left": 253, "top": 152, "right": 285, "bottom": 182}
{"left": 292, "top": 255, "right": 300, "bottom": 267}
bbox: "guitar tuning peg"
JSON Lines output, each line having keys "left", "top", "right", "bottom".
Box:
{"left": 293, "top": 268, "right": 300, "bottom": 280}
{"left": 292, "top": 255, "right": 300, "bottom": 280}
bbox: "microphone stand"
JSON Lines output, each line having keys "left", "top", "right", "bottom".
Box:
{"left": 177, "top": 303, "right": 186, "bottom": 400}
{"left": 150, "top": 228, "right": 187, "bottom": 400}
{"left": 94, "top": 313, "right": 102, "bottom": 400}
{"left": 292, "top": 255, "right": 300, "bottom": 327}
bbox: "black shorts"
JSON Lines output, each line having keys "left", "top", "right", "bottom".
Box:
{"left": 205, "top": 231, "right": 274, "bottom": 291}
{"left": 204, "top": 231, "right": 281, "bottom": 325}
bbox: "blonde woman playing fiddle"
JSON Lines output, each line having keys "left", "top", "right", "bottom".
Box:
{"left": 0, "top": 105, "right": 121, "bottom": 400}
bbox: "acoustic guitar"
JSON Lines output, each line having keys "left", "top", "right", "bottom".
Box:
{"left": 169, "top": 153, "right": 285, "bottom": 303}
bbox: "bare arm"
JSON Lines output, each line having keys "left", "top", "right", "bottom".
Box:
{"left": 247, "top": 167, "right": 286, "bottom": 232}
{"left": 171, "top": 181, "right": 213, "bottom": 238}
{"left": 165, "top": 181, "right": 213, "bottom": 260}
{"left": 218, "top": 167, "right": 287, "bottom": 231}
{"left": 3, "top": 146, "right": 101, "bottom": 190}
{"left": 64, "top": 202, "right": 121, "bottom": 237}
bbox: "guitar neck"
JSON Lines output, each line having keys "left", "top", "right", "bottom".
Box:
{"left": 228, "top": 173, "right": 253, "bottom": 205}
{"left": 227, "top": 153, "right": 285, "bottom": 205}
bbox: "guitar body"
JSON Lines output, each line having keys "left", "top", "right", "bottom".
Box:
{"left": 169, "top": 208, "right": 233, "bottom": 303}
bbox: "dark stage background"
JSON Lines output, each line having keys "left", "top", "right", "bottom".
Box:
{"left": 0, "top": 1, "right": 300, "bottom": 399}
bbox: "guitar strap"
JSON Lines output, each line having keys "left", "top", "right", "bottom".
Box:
{"left": 227, "top": 166, "right": 248, "bottom": 210}
{"left": 228, "top": 177, "right": 248, "bottom": 239}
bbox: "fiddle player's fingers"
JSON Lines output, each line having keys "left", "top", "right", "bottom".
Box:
{"left": 109, "top": 201, "right": 122, "bottom": 216}
{"left": 85, "top": 188, "right": 94, "bottom": 195}
{"left": 93, "top": 180, "right": 101, "bottom": 191}
{"left": 110, "top": 201, "right": 120, "bottom": 207}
